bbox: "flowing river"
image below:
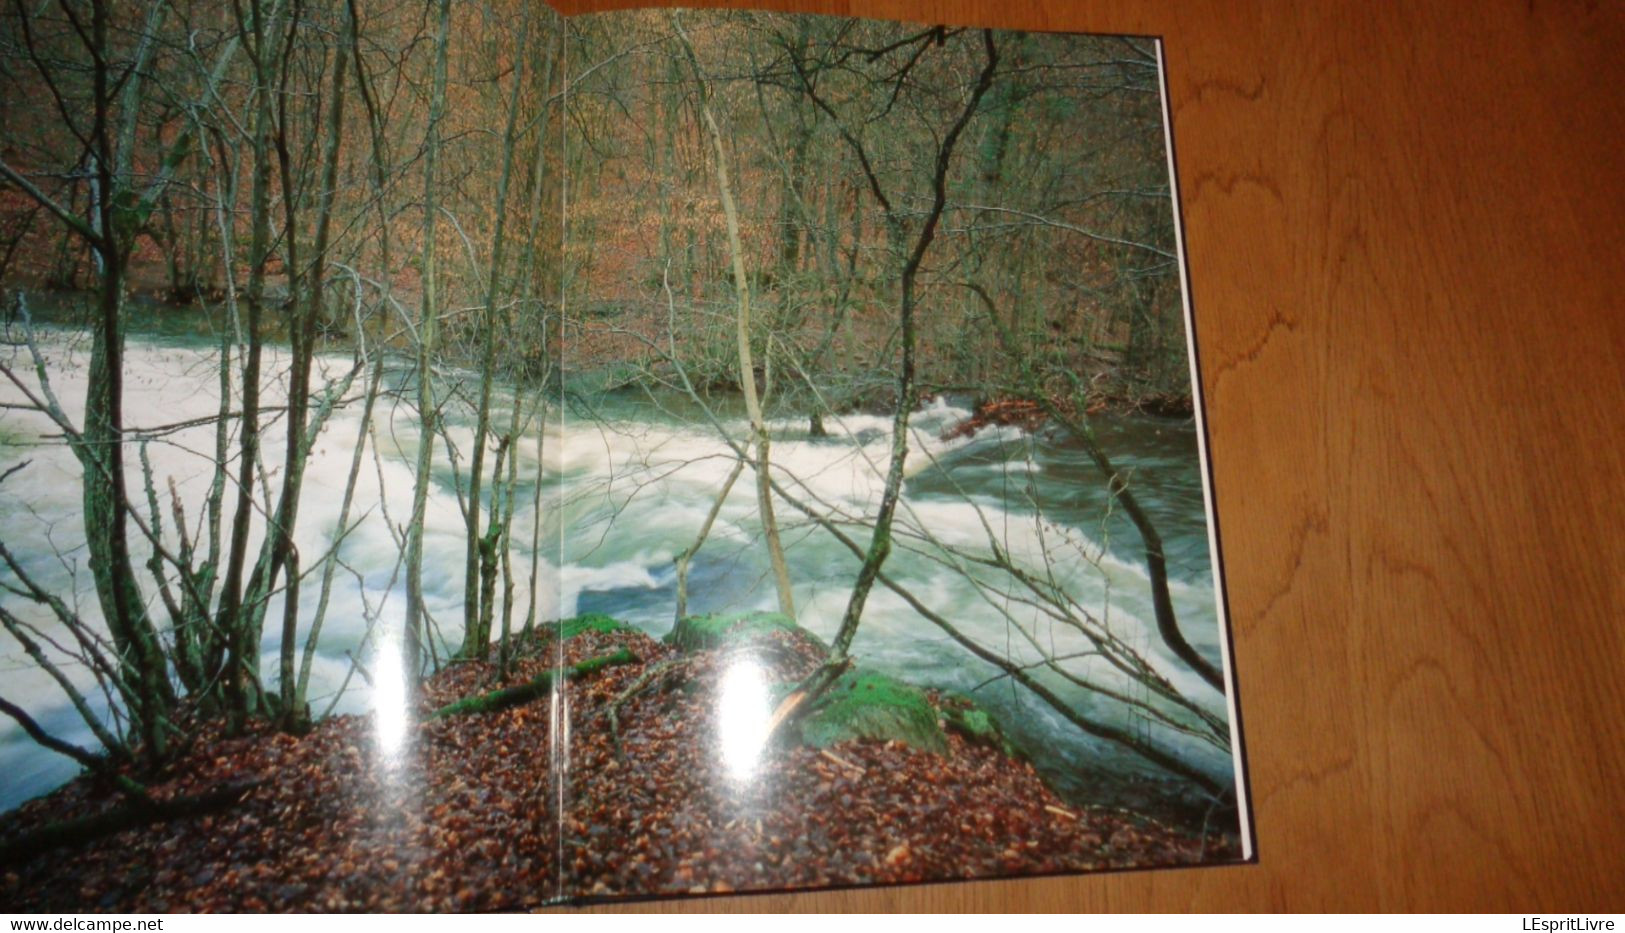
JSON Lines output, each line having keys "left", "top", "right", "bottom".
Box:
{"left": 0, "top": 311, "right": 1240, "bottom": 817}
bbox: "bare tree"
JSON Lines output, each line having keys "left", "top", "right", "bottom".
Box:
{"left": 402, "top": 0, "right": 454, "bottom": 687}
{"left": 671, "top": 12, "right": 797, "bottom": 623}
{"left": 786, "top": 25, "right": 999, "bottom": 692}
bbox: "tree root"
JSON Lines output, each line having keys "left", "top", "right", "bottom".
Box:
{"left": 604, "top": 656, "right": 695, "bottom": 761}
{"left": 0, "top": 779, "right": 262, "bottom": 867}
{"left": 428, "top": 648, "right": 637, "bottom": 719}
{"left": 764, "top": 654, "right": 852, "bottom": 747}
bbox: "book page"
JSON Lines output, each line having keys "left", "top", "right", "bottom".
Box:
{"left": 554, "top": 5, "right": 1251, "bottom": 901}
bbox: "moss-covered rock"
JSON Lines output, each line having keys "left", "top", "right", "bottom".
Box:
{"left": 795, "top": 668, "right": 948, "bottom": 755}
{"left": 551, "top": 613, "right": 637, "bottom": 641}
{"left": 939, "top": 693, "right": 1024, "bottom": 760}
{"left": 664, "top": 610, "right": 806, "bottom": 652}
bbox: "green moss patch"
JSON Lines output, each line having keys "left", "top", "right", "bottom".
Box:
{"left": 796, "top": 668, "right": 948, "bottom": 755}
{"left": 940, "top": 693, "right": 1024, "bottom": 760}
{"left": 664, "top": 610, "right": 806, "bottom": 652}
{"left": 551, "top": 613, "right": 638, "bottom": 641}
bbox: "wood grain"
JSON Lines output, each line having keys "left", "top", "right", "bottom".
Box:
{"left": 556, "top": 0, "right": 1625, "bottom": 910}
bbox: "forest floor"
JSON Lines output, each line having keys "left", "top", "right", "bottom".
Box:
{"left": 0, "top": 621, "right": 1239, "bottom": 911}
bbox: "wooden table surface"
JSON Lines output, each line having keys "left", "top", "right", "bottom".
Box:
{"left": 558, "top": 0, "right": 1625, "bottom": 911}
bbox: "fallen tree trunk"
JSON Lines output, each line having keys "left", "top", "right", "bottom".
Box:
{"left": 0, "top": 780, "right": 261, "bottom": 867}
{"left": 429, "top": 648, "right": 638, "bottom": 719}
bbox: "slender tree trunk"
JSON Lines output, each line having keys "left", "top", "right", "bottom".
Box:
{"left": 78, "top": 0, "right": 174, "bottom": 762}
{"left": 191, "top": 127, "right": 244, "bottom": 708}
{"left": 240, "top": 0, "right": 307, "bottom": 723}
{"left": 297, "top": 354, "right": 381, "bottom": 713}
{"left": 1046, "top": 401, "right": 1225, "bottom": 692}
{"left": 404, "top": 0, "right": 454, "bottom": 685}
{"left": 516, "top": 33, "right": 557, "bottom": 644}
{"left": 523, "top": 390, "right": 547, "bottom": 641}
{"left": 475, "top": 439, "right": 506, "bottom": 662}
{"left": 216, "top": 0, "right": 278, "bottom": 728}
{"left": 674, "top": 458, "right": 745, "bottom": 622}
{"left": 496, "top": 395, "right": 524, "bottom": 677}
{"left": 460, "top": 6, "right": 528, "bottom": 660}
{"left": 673, "top": 14, "right": 796, "bottom": 621}
{"left": 275, "top": 13, "right": 349, "bottom": 728}
{"left": 81, "top": 256, "right": 172, "bottom": 762}
{"left": 825, "top": 32, "right": 1000, "bottom": 660}
{"left": 961, "top": 278, "right": 1228, "bottom": 694}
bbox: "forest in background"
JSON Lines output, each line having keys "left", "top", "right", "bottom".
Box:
{"left": 0, "top": 0, "right": 1240, "bottom": 904}
{"left": 559, "top": 10, "right": 1191, "bottom": 414}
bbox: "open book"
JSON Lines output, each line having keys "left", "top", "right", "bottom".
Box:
{"left": 0, "top": 1, "right": 1251, "bottom": 909}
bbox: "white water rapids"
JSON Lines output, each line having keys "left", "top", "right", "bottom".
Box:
{"left": 0, "top": 328, "right": 1239, "bottom": 813}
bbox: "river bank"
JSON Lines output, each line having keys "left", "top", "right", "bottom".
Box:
{"left": 0, "top": 616, "right": 1237, "bottom": 910}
